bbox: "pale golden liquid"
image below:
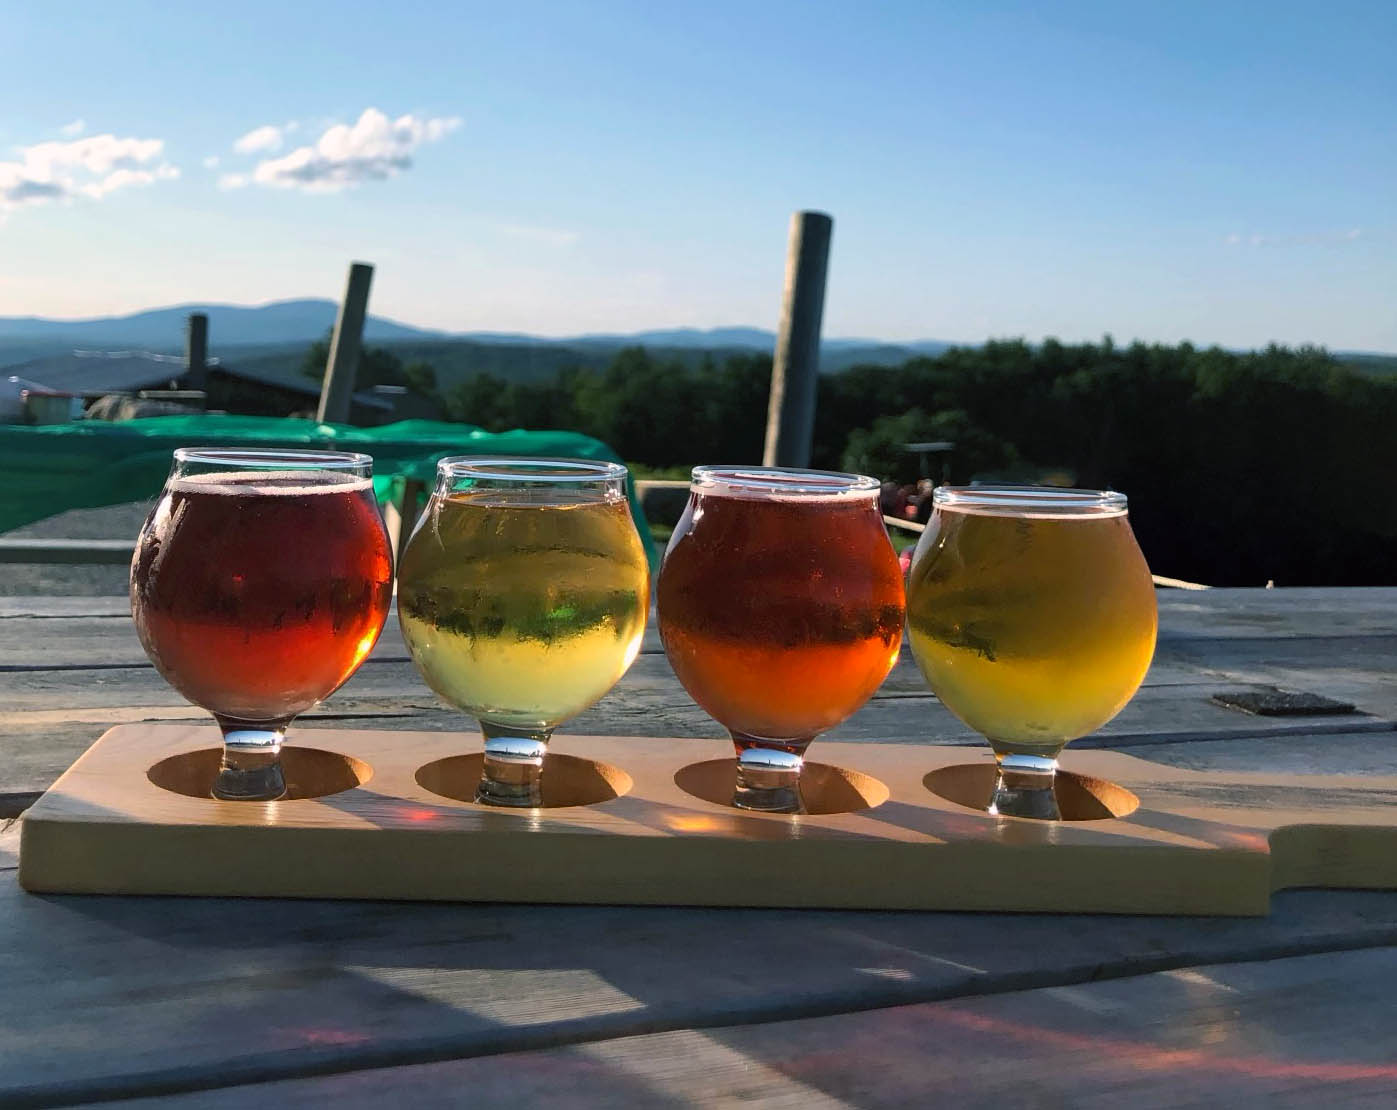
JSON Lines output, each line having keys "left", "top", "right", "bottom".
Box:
{"left": 397, "top": 492, "right": 649, "bottom": 730}
{"left": 906, "top": 508, "right": 1157, "bottom": 751}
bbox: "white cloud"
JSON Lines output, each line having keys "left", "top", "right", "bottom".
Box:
{"left": 82, "top": 164, "right": 179, "bottom": 198}
{"left": 240, "top": 108, "right": 461, "bottom": 193}
{"left": 218, "top": 172, "right": 250, "bottom": 190}
{"left": 59, "top": 119, "right": 86, "bottom": 137}
{"left": 233, "top": 124, "right": 284, "bottom": 155}
{"left": 202, "top": 154, "right": 220, "bottom": 169}
{"left": 497, "top": 223, "right": 580, "bottom": 248}
{"left": 0, "top": 133, "right": 178, "bottom": 213}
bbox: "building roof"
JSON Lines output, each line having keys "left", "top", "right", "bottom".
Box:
{"left": 9, "top": 350, "right": 393, "bottom": 412}
{"left": 208, "top": 363, "right": 394, "bottom": 412}
{"left": 6, "top": 351, "right": 196, "bottom": 395}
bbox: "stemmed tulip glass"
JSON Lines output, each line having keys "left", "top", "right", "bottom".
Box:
{"left": 657, "top": 466, "right": 906, "bottom": 813}
{"left": 130, "top": 449, "right": 394, "bottom": 801}
{"left": 397, "top": 458, "right": 650, "bottom": 807}
{"left": 905, "top": 486, "right": 1157, "bottom": 819}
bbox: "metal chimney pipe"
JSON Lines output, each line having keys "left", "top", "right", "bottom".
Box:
{"left": 185, "top": 313, "right": 208, "bottom": 388}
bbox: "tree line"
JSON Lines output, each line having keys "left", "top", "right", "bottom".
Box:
{"left": 305, "top": 336, "right": 1397, "bottom": 587}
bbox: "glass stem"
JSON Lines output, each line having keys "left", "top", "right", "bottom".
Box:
{"left": 477, "top": 723, "right": 551, "bottom": 807}
{"left": 731, "top": 733, "right": 809, "bottom": 814}
{"left": 213, "top": 715, "right": 288, "bottom": 801}
{"left": 988, "top": 751, "right": 1062, "bottom": 820}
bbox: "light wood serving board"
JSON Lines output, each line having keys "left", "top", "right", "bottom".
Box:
{"left": 19, "top": 724, "right": 1397, "bottom": 916}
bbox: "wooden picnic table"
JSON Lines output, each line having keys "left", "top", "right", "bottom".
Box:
{"left": 2, "top": 587, "right": 1396, "bottom": 1107}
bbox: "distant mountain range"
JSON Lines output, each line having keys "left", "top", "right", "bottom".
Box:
{"left": 0, "top": 299, "right": 435, "bottom": 347}
{"left": 1, "top": 299, "right": 1391, "bottom": 379}
{"left": 0, "top": 300, "right": 954, "bottom": 360}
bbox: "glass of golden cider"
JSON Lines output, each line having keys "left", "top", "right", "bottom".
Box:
{"left": 397, "top": 458, "right": 649, "bottom": 807}
{"left": 906, "top": 487, "right": 1157, "bottom": 820}
{"left": 657, "top": 466, "right": 906, "bottom": 813}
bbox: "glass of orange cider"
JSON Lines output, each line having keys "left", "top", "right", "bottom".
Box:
{"left": 657, "top": 466, "right": 906, "bottom": 813}
{"left": 906, "top": 486, "right": 1157, "bottom": 819}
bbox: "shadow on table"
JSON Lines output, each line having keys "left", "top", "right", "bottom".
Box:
{"left": 14, "top": 770, "right": 1397, "bottom": 1107}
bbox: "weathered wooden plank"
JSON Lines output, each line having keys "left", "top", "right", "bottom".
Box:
{"left": 2, "top": 656, "right": 1384, "bottom": 739}
{"left": 0, "top": 647, "right": 1227, "bottom": 714}
{"left": 3, "top": 843, "right": 1397, "bottom": 1106}
{"left": 8, "top": 587, "right": 1396, "bottom": 631}
{"left": 80, "top": 946, "right": 1397, "bottom": 1109}
{"left": 0, "top": 614, "right": 669, "bottom": 669}
{"left": 0, "top": 596, "right": 132, "bottom": 618}
{"left": 1125, "top": 730, "right": 1397, "bottom": 777}
{"left": 1161, "top": 637, "right": 1397, "bottom": 721}
{"left": 1156, "top": 587, "right": 1397, "bottom": 639}
{"left": 1, "top": 616, "right": 1390, "bottom": 798}
{"left": 0, "top": 563, "right": 131, "bottom": 599}
{"left": 0, "top": 538, "right": 135, "bottom": 565}
{"left": 2, "top": 669, "right": 1389, "bottom": 798}
{"left": 7, "top": 587, "right": 1397, "bottom": 668}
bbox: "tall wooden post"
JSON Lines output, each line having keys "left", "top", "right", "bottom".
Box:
{"left": 762, "top": 211, "right": 833, "bottom": 468}
{"left": 316, "top": 262, "right": 374, "bottom": 425}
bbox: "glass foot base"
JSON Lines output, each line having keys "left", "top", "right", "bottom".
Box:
{"left": 476, "top": 733, "right": 547, "bottom": 808}
{"left": 988, "top": 752, "right": 1061, "bottom": 820}
{"left": 733, "top": 747, "right": 805, "bottom": 814}
{"left": 213, "top": 762, "right": 287, "bottom": 801}
{"left": 212, "top": 721, "right": 287, "bottom": 801}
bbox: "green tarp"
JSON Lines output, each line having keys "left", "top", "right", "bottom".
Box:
{"left": 0, "top": 415, "right": 657, "bottom": 567}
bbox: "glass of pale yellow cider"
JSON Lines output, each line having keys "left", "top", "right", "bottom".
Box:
{"left": 906, "top": 486, "right": 1157, "bottom": 819}
{"left": 397, "top": 458, "right": 649, "bottom": 806}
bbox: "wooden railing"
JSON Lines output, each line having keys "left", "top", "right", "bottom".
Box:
{"left": 0, "top": 539, "right": 134, "bottom": 565}
{"left": 0, "top": 489, "right": 1211, "bottom": 590}
{"left": 881, "top": 513, "right": 1210, "bottom": 590}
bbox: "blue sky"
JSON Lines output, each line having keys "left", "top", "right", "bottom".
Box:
{"left": 1, "top": 0, "right": 1393, "bottom": 349}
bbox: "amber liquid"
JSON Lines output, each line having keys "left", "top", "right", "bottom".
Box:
{"left": 397, "top": 491, "right": 649, "bottom": 731}
{"left": 130, "top": 471, "right": 393, "bottom": 722}
{"left": 657, "top": 492, "right": 905, "bottom": 745}
{"left": 906, "top": 507, "right": 1157, "bottom": 750}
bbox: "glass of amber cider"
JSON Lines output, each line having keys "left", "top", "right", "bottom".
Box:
{"left": 657, "top": 466, "right": 905, "bottom": 813}
{"left": 130, "top": 449, "right": 393, "bottom": 801}
{"left": 906, "top": 486, "right": 1157, "bottom": 819}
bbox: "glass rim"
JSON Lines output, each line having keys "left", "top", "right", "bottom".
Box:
{"left": 172, "top": 447, "right": 373, "bottom": 470}
{"left": 691, "top": 465, "right": 880, "bottom": 499}
{"left": 436, "top": 456, "right": 629, "bottom": 483}
{"left": 932, "top": 484, "right": 1128, "bottom": 517}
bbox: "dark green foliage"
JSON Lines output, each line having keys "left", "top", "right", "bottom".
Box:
{"left": 292, "top": 331, "right": 1396, "bottom": 585}
{"left": 443, "top": 348, "right": 770, "bottom": 467}
{"left": 297, "top": 332, "right": 446, "bottom": 416}
{"left": 842, "top": 408, "right": 1020, "bottom": 485}
{"left": 821, "top": 338, "right": 1396, "bottom": 586}
{"left": 402, "top": 360, "right": 439, "bottom": 398}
